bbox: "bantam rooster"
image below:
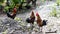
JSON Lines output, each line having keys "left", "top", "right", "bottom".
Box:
{"left": 26, "top": 11, "right": 35, "bottom": 24}
{"left": 36, "top": 13, "right": 43, "bottom": 27}
{"left": 7, "top": 6, "right": 17, "bottom": 19}
{"left": 36, "top": 12, "right": 47, "bottom": 27}
{"left": 36, "top": 12, "right": 47, "bottom": 32}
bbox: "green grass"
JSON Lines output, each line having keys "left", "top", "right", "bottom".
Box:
{"left": 56, "top": 0, "right": 60, "bottom": 6}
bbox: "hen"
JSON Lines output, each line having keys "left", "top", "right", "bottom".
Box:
{"left": 26, "top": 11, "right": 35, "bottom": 24}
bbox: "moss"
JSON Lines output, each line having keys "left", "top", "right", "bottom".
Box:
{"left": 2, "top": 30, "right": 8, "bottom": 34}
{"left": 50, "top": 7, "right": 57, "bottom": 17}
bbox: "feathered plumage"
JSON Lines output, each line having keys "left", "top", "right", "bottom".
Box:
{"left": 26, "top": 11, "right": 35, "bottom": 24}
{"left": 7, "top": 7, "right": 17, "bottom": 19}
{"left": 36, "top": 13, "right": 47, "bottom": 27}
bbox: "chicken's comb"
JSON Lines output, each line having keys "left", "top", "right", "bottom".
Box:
{"left": 36, "top": 12, "right": 39, "bottom": 16}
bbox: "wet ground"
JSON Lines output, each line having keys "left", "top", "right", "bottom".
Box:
{"left": 0, "top": 0, "right": 60, "bottom": 34}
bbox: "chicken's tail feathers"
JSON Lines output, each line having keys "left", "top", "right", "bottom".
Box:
{"left": 42, "top": 20, "right": 48, "bottom": 26}
{"left": 26, "top": 18, "right": 31, "bottom": 23}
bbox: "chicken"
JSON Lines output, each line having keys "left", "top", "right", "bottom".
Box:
{"left": 26, "top": 11, "right": 35, "bottom": 24}
{"left": 36, "top": 13, "right": 43, "bottom": 27}
{"left": 7, "top": 7, "right": 17, "bottom": 19}
{"left": 36, "top": 13, "right": 47, "bottom": 32}
{"left": 36, "top": 13, "right": 47, "bottom": 27}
